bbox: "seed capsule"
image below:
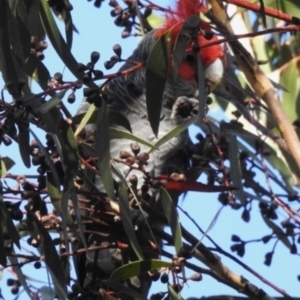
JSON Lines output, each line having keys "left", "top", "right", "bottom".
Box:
{"left": 129, "top": 174, "right": 138, "bottom": 187}
{"left": 130, "top": 142, "right": 140, "bottom": 155}
{"left": 160, "top": 272, "right": 168, "bottom": 284}
{"left": 90, "top": 51, "right": 100, "bottom": 64}
{"left": 119, "top": 150, "right": 132, "bottom": 159}
{"left": 67, "top": 92, "right": 76, "bottom": 104}
{"left": 113, "top": 44, "right": 122, "bottom": 57}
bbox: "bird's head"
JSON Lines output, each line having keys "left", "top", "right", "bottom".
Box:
{"left": 155, "top": 0, "right": 224, "bottom": 94}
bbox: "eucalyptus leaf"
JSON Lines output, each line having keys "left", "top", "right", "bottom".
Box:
{"left": 39, "top": 0, "right": 96, "bottom": 83}
{"left": 37, "top": 90, "right": 67, "bottom": 114}
{"left": 261, "top": 213, "right": 292, "bottom": 250}
{"left": 46, "top": 173, "right": 73, "bottom": 226}
{"left": 168, "top": 284, "right": 183, "bottom": 300}
{"left": 110, "top": 259, "right": 172, "bottom": 281}
{"left": 160, "top": 188, "right": 183, "bottom": 253}
{"left": 96, "top": 103, "right": 115, "bottom": 199}
{"left": 0, "top": 1, "right": 19, "bottom": 84}
{"left": 118, "top": 184, "right": 144, "bottom": 260}
{"left": 16, "top": 122, "right": 31, "bottom": 168}
{"left": 110, "top": 128, "right": 155, "bottom": 150}
{"left": 74, "top": 103, "right": 96, "bottom": 137}
{"left": 1, "top": 156, "right": 15, "bottom": 172}
{"left": 0, "top": 201, "right": 21, "bottom": 249}
{"left": 151, "top": 115, "right": 197, "bottom": 152}
{"left": 226, "top": 133, "right": 246, "bottom": 205}
{"left": 61, "top": 10, "right": 74, "bottom": 49}
{"left": 146, "top": 31, "right": 170, "bottom": 136}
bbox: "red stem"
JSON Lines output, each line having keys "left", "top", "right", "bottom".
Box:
{"left": 221, "top": 0, "right": 300, "bottom": 25}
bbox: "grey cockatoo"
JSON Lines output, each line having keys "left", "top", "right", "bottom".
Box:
{"left": 75, "top": 0, "right": 224, "bottom": 298}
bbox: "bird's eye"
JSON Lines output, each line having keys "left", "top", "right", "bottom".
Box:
{"left": 203, "top": 30, "right": 214, "bottom": 40}
{"left": 185, "top": 54, "right": 195, "bottom": 64}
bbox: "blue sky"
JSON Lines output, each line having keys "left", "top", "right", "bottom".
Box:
{"left": 0, "top": 1, "right": 299, "bottom": 299}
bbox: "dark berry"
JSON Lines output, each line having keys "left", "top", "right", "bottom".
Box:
{"left": 160, "top": 272, "right": 168, "bottom": 284}
{"left": 90, "top": 51, "right": 100, "bottom": 64}
{"left": 34, "top": 261, "right": 42, "bottom": 269}
{"left": 113, "top": 44, "right": 122, "bottom": 57}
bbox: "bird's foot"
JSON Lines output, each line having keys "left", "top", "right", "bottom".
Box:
{"left": 171, "top": 96, "right": 198, "bottom": 123}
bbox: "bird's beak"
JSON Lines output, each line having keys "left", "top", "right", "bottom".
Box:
{"left": 203, "top": 58, "right": 224, "bottom": 94}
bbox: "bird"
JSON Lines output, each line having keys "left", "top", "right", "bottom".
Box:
{"left": 74, "top": 0, "right": 225, "bottom": 298}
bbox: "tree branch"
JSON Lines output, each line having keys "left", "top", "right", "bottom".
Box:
{"left": 208, "top": 0, "right": 300, "bottom": 170}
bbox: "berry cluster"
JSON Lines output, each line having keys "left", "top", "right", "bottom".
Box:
{"left": 30, "top": 36, "right": 48, "bottom": 61}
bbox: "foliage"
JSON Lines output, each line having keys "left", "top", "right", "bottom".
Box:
{"left": 0, "top": 0, "right": 300, "bottom": 299}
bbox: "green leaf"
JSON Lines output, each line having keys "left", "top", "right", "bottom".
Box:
{"left": 146, "top": 31, "right": 170, "bottom": 136}
{"left": 39, "top": 0, "right": 87, "bottom": 81}
{"left": 261, "top": 213, "right": 292, "bottom": 250}
{"left": 0, "top": 1, "right": 19, "bottom": 84}
{"left": 110, "top": 128, "right": 155, "bottom": 150}
{"left": 61, "top": 10, "right": 74, "bottom": 49}
{"left": 1, "top": 156, "right": 15, "bottom": 172}
{"left": 0, "top": 201, "right": 20, "bottom": 249}
{"left": 96, "top": 103, "right": 115, "bottom": 199}
{"left": 60, "top": 134, "right": 79, "bottom": 248}
{"left": 74, "top": 103, "right": 96, "bottom": 137}
{"left": 107, "top": 109, "right": 132, "bottom": 132}
{"left": 281, "top": 0, "right": 300, "bottom": 15}
{"left": 17, "top": 122, "right": 31, "bottom": 168}
{"left": 69, "top": 186, "right": 86, "bottom": 248}
{"left": 168, "top": 284, "right": 182, "bottom": 300}
{"left": 226, "top": 133, "right": 246, "bottom": 205}
{"left": 160, "top": 188, "right": 183, "bottom": 254}
{"left": 0, "top": 0, "right": 30, "bottom": 91}
{"left": 118, "top": 184, "right": 144, "bottom": 260}
{"left": 260, "top": 0, "right": 300, "bottom": 14}
{"left": 281, "top": 60, "right": 300, "bottom": 124}
{"left": 25, "top": 56, "right": 51, "bottom": 91}
{"left": 46, "top": 173, "right": 73, "bottom": 226}
{"left": 37, "top": 90, "right": 67, "bottom": 114}
{"left": 5, "top": 1, "right": 25, "bottom": 65}
{"left": 110, "top": 259, "right": 172, "bottom": 281}
{"left": 37, "top": 102, "right": 79, "bottom": 247}
{"left": 8, "top": 0, "right": 19, "bottom": 10}
{"left": 220, "top": 122, "right": 259, "bottom": 139}
{"left": 23, "top": 0, "right": 45, "bottom": 44}
{"left": 74, "top": 108, "right": 134, "bottom": 136}
{"left": 0, "top": 160, "right": 6, "bottom": 178}
{"left": 151, "top": 115, "right": 197, "bottom": 152}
